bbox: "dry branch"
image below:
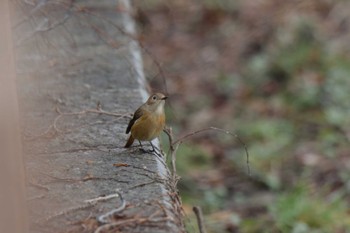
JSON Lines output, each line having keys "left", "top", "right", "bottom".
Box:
{"left": 193, "top": 206, "right": 207, "bottom": 233}
{"left": 24, "top": 104, "right": 131, "bottom": 140}
{"left": 96, "top": 191, "right": 126, "bottom": 224}
{"left": 164, "top": 126, "right": 251, "bottom": 179}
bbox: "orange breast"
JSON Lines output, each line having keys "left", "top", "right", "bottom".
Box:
{"left": 131, "top": 111, "right": 165, "bottom": 141}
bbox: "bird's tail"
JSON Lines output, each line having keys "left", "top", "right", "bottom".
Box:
{"left": 124, "top": 135, "right": 134, "bottom": 148}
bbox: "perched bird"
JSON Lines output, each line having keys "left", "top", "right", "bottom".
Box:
{"left": 124, "top": 93, "right": 167, "bottom": 150}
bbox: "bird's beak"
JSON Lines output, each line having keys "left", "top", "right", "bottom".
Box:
{"left": 162, "top": 96, "right": 168, "bottom": 100}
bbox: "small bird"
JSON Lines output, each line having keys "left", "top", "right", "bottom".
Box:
{"left": 124, "top": 93, "right": 167, "bottom": 150}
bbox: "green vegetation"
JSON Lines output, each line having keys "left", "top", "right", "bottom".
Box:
{"left": 137, "top": 0, "right": 350, "bottom": 232}
{"left": 271, "top": 185, "right": 350, "bottom": 233}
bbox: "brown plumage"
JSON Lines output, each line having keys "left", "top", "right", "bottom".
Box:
{"left": 124, "top": 93, "right": 167, "bottom": 148}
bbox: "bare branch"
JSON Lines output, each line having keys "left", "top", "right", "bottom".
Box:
{"left": 94, "top": 214, "right": 171, "bottom": 233}
{"left": 24, "top": 104, "right": 131, "bottom": 140}
{"left": 96, "top": 191, "right": 126, "bottom": 224}
{"left": 171, "top": 126, "right": 251, "bottom": 176}
{"left": 193, "top": 206, "right": 207, "bottom": 233}
{"left": 40, "top": 202, "right": 95, "bottom": 224}
{"left": 140, "top": 44, "right": 169, "bottom": 95}
{"left": 163, "top": 127, "right": 180, "bottom": 180}
{"left": 15, "top": 0, "right": 75, "bottom": 46}
{"left": 84, "top": 191, "right": 121, "bottom": 205}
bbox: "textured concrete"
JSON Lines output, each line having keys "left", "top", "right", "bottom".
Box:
{"left": 13, "top": 0, "right": 184, "bottom": 232}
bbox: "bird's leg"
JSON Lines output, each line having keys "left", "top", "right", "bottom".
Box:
{"left": 148, "top": 141, "right": 162, "bottom": 157}
{"left": 138, "top": 140, "right": 162, "bottom": 157}
{"left": 149, "top": 141, "right": 156, "bottom": 151}
{"left": 139, "top": 141, "right": 162, "bottom": 157}
{"left": 138, "top": 140, "right": 148, "bottom": 153}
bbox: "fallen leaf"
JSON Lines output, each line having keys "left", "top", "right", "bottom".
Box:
{"left": 113, "top": 163, "right": 129, "bottom": 167}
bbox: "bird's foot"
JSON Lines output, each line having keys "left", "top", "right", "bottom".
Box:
{"left": 139, "top": 147, "right": 163, "bottom": 157}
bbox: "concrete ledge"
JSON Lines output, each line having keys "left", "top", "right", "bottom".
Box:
{"left": 13, "top": 0, "right": 184, "bottom": 232}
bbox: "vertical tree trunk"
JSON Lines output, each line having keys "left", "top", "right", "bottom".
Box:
{"left": 0, "top": 1, "right": 27, "bottom": 232}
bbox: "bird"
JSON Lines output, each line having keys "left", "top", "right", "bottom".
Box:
{"left": 124, "top": 93, "right": 167, "bottom": 151}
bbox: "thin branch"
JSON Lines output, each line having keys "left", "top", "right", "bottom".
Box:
{"left": 40, "top": 202, "right": 95, "bottom": 224}
{"left": 38, "top": 171, "right": 129, "bottom": 184}
{"left": 193, "top": 206, "right": 207, "bottom": 233}
{"left": 76, "top": 7, "right": 136, "bottom": 39}
{"left": 163, "top": 127, "right": 180, "bottom": 180}
{"left": 74, "top": 6, "right": 170, "bottom": 94}
{"left": 96, "top": 191, "right": 126, "bottom": 224}
{"left": 25, "top": 104, "right": 131, "bottom": 140}
{"left": 15, "top": 1, "right": 74, "bottom": 46}
{"left": 84, "top": 191, "right": 121, "bottom": 205}
{"left": 171, "top": 126, "right": 251, "bottom": 176}
{"left": 89, "top": 23, "right": 121, "bottom": 49}
{"left": 94, "top": 213, "right": 171, "bottom": 233}
{"left": 129, "top": 180, "right": 157, "bottom": 190}
{"left": 27, "top": 194, "right": 46, "bottom": 201}
{"left": 13, "top": 0, "right": 50, "bottom": 29}
{"left": 27, "top": 180, "right": 50, "bottom": 191}
{"left": 140, "top": 44, "right": 168, "bottom": 95}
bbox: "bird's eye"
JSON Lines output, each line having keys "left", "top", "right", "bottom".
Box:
{"left": 152, "top": 95, "right": 157, "bottom": 100}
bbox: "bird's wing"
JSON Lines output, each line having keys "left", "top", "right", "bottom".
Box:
{"left": 125, "top": 107, "right": 143, "bottom": 134}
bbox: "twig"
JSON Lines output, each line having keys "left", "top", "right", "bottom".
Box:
{"left": 94, "top": 213, "right": 170, "bottom": 233}
{"left": 166, "top": 126, "right": 251, "bottom": 176}
{"left": 96, "top": 191, "right": 126, "bottom": 224}
{"left": 89, "top": 24, "right": 121, "bottom": 49}
{"left": 41, "top": 202, "right": 95, "bottom": 224}
{"left": 93, "top": 194, "right": 172, "bottom": 233}
{"left": 163, "top": 127, "right": 179, "bottom": 180}
{"left": 27, "top": 194, "right": 45, "bottom": 201}
{"left": 27, "top": 180, "right": 50, "bottom": 191}
{"left": 73, "top": 4, "right": 170, "bottom": 95}
{"left": 26, "top": 105, "right": 131, "bottom": 140}
{"left": 171, "top": 143, "right": 180, "bottom": 178}
{"left": 193, "top": 206, "right": 207, "bottom": 233}
{"left": 76, "top": 6, "right": 136, "bottom": 39}
{"left": 129, "top": 180, "right": 157, "bottom": 190}
{"left": 85, "top": 193, "right": 120, "bottom": 205}
{"left": 38, "top": 172, "right": 129, "bottom": 184}
{"left": 55, "top": 106, "right": 131, "bottom": 119}
{"left": 15, "top": 1, "right": 74, "bottom": 46}
{"left": 163, "top": 125, "right": 251, "bottom": 232}
{"left": 140, "top": 44, "right": 169, "bottom": 95}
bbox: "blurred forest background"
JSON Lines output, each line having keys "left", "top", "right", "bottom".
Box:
{"left": 134, "top": 0, "right": 350, "bottom": 232}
